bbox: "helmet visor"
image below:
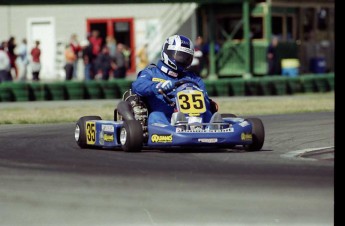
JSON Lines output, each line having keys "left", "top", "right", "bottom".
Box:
{"left": 167, "top": 50, "right": 193, "bottom": 69}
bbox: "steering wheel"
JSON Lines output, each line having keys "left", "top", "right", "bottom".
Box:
{"left": 158, "top": 80, "right": 200, "bottom": 106}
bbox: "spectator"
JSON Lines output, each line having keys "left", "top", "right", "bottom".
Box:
{"left": 16, "top": 38, "right": 29, "bottom": 81}
{"left": 7, "top": 36, "right": 17, "bottom": 79}
{"left": 95, "top": 45, "right": 114, "bottom": 80}
{"left": 0, "top": 43, "right": 11, "bottom": 82}
{"left": 81, "top": 38, "right": 94, "bottom": 81}
{"left": 69, "top": 34, "right": 81, "bottom": 79}
{"left": 30, "top": 40, "right": 41, "bottom": 81}
{"left": 267, "top": 36, "right": 279, "bottom": 75}
{"left": 136, "top": 42, "right": 149, "bottom": 71}
{"left": 113, "top": 43, "right": 127, "bottom": 79}
{"left": 202, "top": 39, "right": 220, "bottom": 76}
{"left": 89, "top": 30, "right": 102, "bottom": 57}
{"left": 123, "top": 44, "right": 131, "bottom": 70}
{"left": 64, "top": 44, "right": 77, "bottom": 80}
{"left": 106, "top": 35, "right": 117, "bottom": 59}
{"left": 189, "top": 36, "right": 204, "bottom": 75}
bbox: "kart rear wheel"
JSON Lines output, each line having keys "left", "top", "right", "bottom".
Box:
{"left": 75, "top": 115, "right": 102, "bottom": 149}
{"left": 119, "top": 120, "right": 143, "bottom": 152}
{"left": 244, "top": 118, "right": 265, "bottom": 151}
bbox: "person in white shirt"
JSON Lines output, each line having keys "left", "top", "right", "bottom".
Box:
{"left": 0, "top": 42, "right": 11, "bottom": 83}
{"left": 15, "top": 38, "right": 29, "bottom": 81}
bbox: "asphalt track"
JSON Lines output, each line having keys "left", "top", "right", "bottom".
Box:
{"left": 0, "top": 112, "right": 334, "bottom": 226}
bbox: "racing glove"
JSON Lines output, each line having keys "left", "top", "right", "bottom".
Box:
{"left": 157, "top": 80, "right": 175, "bottom": 93}
{"left": 209, "top": 99, "right": 219, "bottom": 113}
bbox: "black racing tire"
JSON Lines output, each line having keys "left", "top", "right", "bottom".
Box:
{"left": 221, "top": 113, "right": 237, "bottom": 118}
{"left": 119, "top": 120, "right": 143, "bottom": 152}
{"left": 75, "top": 115, "right": 102, "bottom": 149}
{"left": 244, "top": 118, "right": 265, "bottom": 152}
{"left": 114, "top": 108, "right": 119, "bottom": 121}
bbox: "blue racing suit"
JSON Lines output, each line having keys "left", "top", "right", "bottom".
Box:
{"left": 132, "top": 60, "right": 213, "bottom": 125}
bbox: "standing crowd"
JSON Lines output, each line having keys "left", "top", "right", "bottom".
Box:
{"left": 0, "top": 30, "right": 131, "bottom": 83}
{"left": 0, "top": 36, "right": 41, "bottom": 83}
{"left": 64, "top": 30, "right": 131, "bottom": 81}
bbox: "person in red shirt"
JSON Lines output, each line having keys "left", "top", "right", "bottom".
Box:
{"left": 30, "top": 40, "right": 41, "bottom": 81}
{"left": 89, "top": 30, "right": 102, "bottom": 57}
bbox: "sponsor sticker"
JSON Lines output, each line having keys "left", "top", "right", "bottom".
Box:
{"left": 239, "top": 121, "right": 250, "bottom": 127}
{"left": 198, "top": 138, "right": 218, "bottom": 143}
{"left": 152, "top": 78, "right": 166, "bottom": 83}
{"left": 176, "top": 127, "right": 234, "bottom": 133}
{"left": 241, "top": 133, "right": 252, "bottom": 141}
{"left": 104, "top": 134, "right": 114, "bottom": 142}
{"left": 102, "top": 124, "right": 114, "bottom": 133}
{"left": 168, "top": 71, "right": 178, "bottom": 77}
{"left": 151, "top": 134, "right": 173, "bottom": 143}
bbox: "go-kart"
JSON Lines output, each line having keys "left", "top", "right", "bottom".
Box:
{"left": 74, "top": 80, "right": 265, "bottom": 152}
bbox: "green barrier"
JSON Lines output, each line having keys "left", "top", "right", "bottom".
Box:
{"left": 214, "top": 78, "right": 245, "bottom": 96}
{"left": 29, "top": 82, "right": 46, "bottom": 101}
{"left": 65, "top": 81, "right": 85, "bottom": 100}
{"left": 326, "top": 73, "right": 335, "bottom": 91}
{"left": 98, "top": 80, "right": 121, "bottom": 99}
{"left": 314, "top": 75, "right": 330, "bottom": 92}
{"left": 228, "top": 78, "right": 245, "bottom": 96}
{"left": 0, "top": 82, "right": 15, "bottom": 102}
{"left": 13, "top": 82, "right": 30, "bottom": 101}
{"left": 114, "top": 79, "right": 133, "bottom": 97}
{"left": 45, "top": 82, "right": 66, "bottom": 100}
{"left": 286, "top": 77, "right": 302, "bottom": 94}
{"left": 204, "top": 80, "right": 217, "bottom": 96}
{"left": 257, "top": 77, "right": 273, "bottom": 95}
{"left": 85, "top": 81, "right": 104, "bottom": 99}
{"left": 300, "top": 74, "right": 317, "bottom": 93}
{"left": 0, "top": 74, "right": 334, "bottom": 102}
{"left": 244, "top": 78, "right": 260, "bottom": 96}
{"left": 0, "top": 82, "right": 30, "bottom": 101}
{"left": 267, "top": 77, "right": 288, "bottom": 95}
{"left": 1, "top": 82, "right": 30, "bottom": 101}
{"left": 214, "top": 79, "right": 231, "bottom": 96}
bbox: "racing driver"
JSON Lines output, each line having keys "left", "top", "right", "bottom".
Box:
{"left": 131, "top": 34, "right": 218, "bottom": 125}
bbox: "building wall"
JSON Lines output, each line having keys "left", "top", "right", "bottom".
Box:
{"left": 0, "top": 3, "right": 197, "bottom": 80}
{"left": 1, "top": 4, "right": 174, "bottom": 43}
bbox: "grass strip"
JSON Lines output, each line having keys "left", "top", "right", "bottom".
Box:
{"left": 0, "top": 92, "right": 334, "bottom": 124}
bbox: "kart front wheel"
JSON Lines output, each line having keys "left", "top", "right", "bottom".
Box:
{"left": 244, "top": 118, "right": 265, "bottom": 152}
{"left": 75, "top": 115, "right": 102, "bottom": 149}
{"left": 119, "top": 120, "right": 143, "bottom": 152}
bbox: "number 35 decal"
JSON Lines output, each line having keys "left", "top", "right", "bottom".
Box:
{"left": 86, "top": 121, "right": 96, "bottom": 145}
{"left": 176, "top": 90, "right": 206, "bottom": 115}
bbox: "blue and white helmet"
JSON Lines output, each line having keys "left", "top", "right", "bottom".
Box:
{"left": 161, "top": 35, "right": 194, "bottom": 72}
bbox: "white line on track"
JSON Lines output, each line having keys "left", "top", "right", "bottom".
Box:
{"left": 281, "top": 146, "right": 334, "bottom": 161}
